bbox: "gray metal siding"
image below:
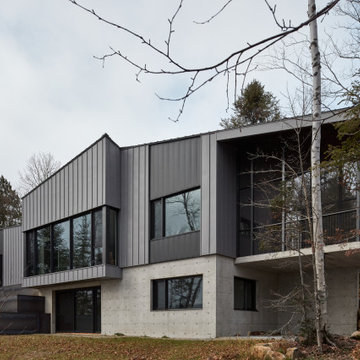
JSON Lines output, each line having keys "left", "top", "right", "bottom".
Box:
{"left": 150, "top": 231, "right": 200, "bottom": 263}
{"left": 105, "top": 139, "right": 121, "bottom": 209}
{"left": 3, "top": 226, "right": 23, "bottom": 287}
{"left": 150, "top": 137, "right": 201, "bottom": 200}
{"left": 201, "top": 133, "right": 217, "bottom": 256}
{"left": 22, "top": 137, "right": 113, "bottom": 231}
{"left": 0, "top": 229, "right": 3, "bottom": 255}
{"left": 216, "top": 142, "right": 237, "bottom": 257}
{"left": 22, "top": 264, "right": 122, "bottom": 287}
{"left": 119, "top": 145, "right": 149, "bottom": 267}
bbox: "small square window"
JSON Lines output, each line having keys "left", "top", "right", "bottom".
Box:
{"left": 234, "top": 277, "right": 256, "bottom": 311}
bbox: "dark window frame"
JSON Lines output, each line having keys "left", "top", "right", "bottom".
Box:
{"left": 234, "top": 277, "right": 257, "bottom": 311}
{"left": 152, "top": 274, "right": 203, "bottom": 311}
{"left": 150, "top": 187, "right": 201, "bottom": 240}
{"left": 24, "top": 206, "right": 117, "bottom": 277}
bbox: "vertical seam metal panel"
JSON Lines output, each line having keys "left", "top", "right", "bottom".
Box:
{"left": 22, "top": 138, "right": 109, "bottom": 231}
{"left": 201, "top": 134, "right": 210, "bottom": 255}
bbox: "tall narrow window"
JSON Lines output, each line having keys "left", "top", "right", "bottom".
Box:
{"left": 106, "top": 208, "right": 117, "bottom": 265}
{"left": 26, "top": 231, "right": 36, "bottom": 276}
{"left": 93, "top": 210, "right": 103, "bottom": 265}
{"left": 37, "top": 227, "right": 51, "bottom": 274}
{"left": 0, "top": 255, "right": 3, "bottom": 287}
{"left": 73, "top": 214, "right": 91, "bottom": 268}
{"left": 151, "top": 199, "right": 162, "bottom": 239}
{"left": 53, "top": 220, "right": 70, "bottom": 272}
{"left": 234, "top": 277, "right": 256, "bottom": 311}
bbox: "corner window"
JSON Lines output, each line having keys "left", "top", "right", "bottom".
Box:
{"left": 151, "top": 188, "right": 201, "bottom": 239}
{"left": 25, "top": 206, "right": 118, "bottom": 277}
{"left": 152, "top": 275, "right": 203, "bottom": 310}
{"left": 234, "top": 277, "right": 256, "bottom": 311}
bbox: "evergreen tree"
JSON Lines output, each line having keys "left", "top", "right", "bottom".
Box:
{"left": 0, "top": 176, "right": 22, "bottom": 228}
{"left": 220, "top": 80, "right": 281, "bottom": 129}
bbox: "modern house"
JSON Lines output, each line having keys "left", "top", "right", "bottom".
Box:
{"left": 0, "top": 109, "right": 359, "bottom": 338}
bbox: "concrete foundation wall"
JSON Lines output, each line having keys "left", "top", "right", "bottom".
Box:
{"left": 277, "top": 267, "right": 359, "bottom": 336}
{"left": 327, "top": 267, "right": 358, "bottom": 335}
{"left": 102, "top": 256, "right": 216, "bottom": 338}
{"left": 35, "top": 255, "right": 359, "bottom": 338}
{"left": 215, "top": 256, "right": 278, "bottom": 337}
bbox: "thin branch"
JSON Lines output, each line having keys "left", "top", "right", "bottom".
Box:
{"left": 193, "top": 0, "right": 233, "bottom": 25}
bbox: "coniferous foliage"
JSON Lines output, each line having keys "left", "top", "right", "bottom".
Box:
{"left": 220, "top": 80, "right": 281, "bottom": 129}
{"left": 0, "top": 175, "right": 22, "bottom": 228}
{"left": 326, "top": 80, "right": 360, "bottom": 191}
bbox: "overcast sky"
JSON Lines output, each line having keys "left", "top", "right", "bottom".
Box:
{"left": 0, "top": 0, "right": 348, "bottom": 189}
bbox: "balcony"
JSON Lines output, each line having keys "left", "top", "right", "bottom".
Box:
{"left": 237, "top": 208, "right": 359, "bottom": 257}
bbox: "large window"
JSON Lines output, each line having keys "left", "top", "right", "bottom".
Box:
{"left": 151, "top": 188, "right": 201, "bottom": 239}
{"left": 25, "top": 207, "right": 118, "bottom": 277}
{"left": 234, "top": 277, "right": 256, "bottom": 311}
{"left": 152, "top": 275, "right": 203, "bottom": 310}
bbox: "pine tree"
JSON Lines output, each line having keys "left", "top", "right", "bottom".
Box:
{"left": 0, "top": 176, "right": 22, "bottom": 228}
{"left": 220, "top": 80, "right": 281, "bottom": 129}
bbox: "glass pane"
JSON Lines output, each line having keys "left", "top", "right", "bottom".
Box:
{"left": 56, "top": 291, "right": 75, "bottom": 332}
{"left": 239, "top": 188, "right": 251, "bottom": 231}
{"left": 106, "top": 209, "right": 117, "bottom": 265}
{"left": 37, "top": 227, "right": 51, "bottom": 274}
{"left": 322, "top": 168, "right": 357, "bottom": 214}
{"left": 234, "top": 278, "right": 245, "bottom": 310}
{"left": 167, "top": 276, "right": 202, "bottom": 309}
{"left": 53, "top": 221, "right": 70, "bottom": 272}
{"left": 165, "top": 189, "right": 201, "bottom": 236}
{"left": 75, "top": 289, "right": 93, "bottom": 332}
{"left": 151, "top": 199, "right": 162, "bottom": 239}
{"left": 26, "top": 231, "right": 36, "bottom": 276}
{"left": 94, "top": 210, "right": 103, "bottom": 265}
{"left": 153, "top": 279, "right": 166, "bottom": 310}
{"left": 73, "top": 214, "right": 91, "bottom": 268}
{"left": 95, "top": 288, "right": 101, "bottom": 333}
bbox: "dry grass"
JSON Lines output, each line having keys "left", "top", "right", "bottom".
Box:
{"left": 0, "top": 334, "right": 359, "bottom": 359}
{"left": 0, "top": 334, "right": 259, "bottom": 360}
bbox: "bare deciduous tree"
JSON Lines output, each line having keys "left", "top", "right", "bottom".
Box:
{"left": 19, "top": 152, "right": 61, "bottom": 195}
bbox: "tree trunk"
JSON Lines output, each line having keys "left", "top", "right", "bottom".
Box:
{"left": 308, "top": 0, "right": 327, "bottom": 348}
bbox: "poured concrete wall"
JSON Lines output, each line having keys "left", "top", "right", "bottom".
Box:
{"left": 215, "top": 256, "right": 278, "bottom": 336}
{"left": 277, "top": 267, "right": 358, "bottom": 336}
{"left": 101, "top": 255, "right": 217, "bottom": 338}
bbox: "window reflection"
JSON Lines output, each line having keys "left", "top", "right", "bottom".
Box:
{"left": 53, "top": 221, "right": 70, "bottom": 272}
{"left": 94, "top": 210, "right": 102, "bottom": 265}
{"left": 73, "top": 214, "right": 92, "bottom": 269}
{"left": 36, "top": 227, "right": 51, "bottom": 274}
{"left": 152, "top": 275, "right": 203, "bottom": 310}
{"left": 165, "top": 189, "right": 201, "bottom": 236}
{"left": 168, "top": 276, "right": 202, "bottom": 309}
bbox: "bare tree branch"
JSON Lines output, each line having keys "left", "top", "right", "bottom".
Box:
{"left": 193, "top": 0, "right": 233, "bottom": 25}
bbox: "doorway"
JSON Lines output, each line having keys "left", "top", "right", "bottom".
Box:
{"left": 56, "top": 287, "right": 101, "bottom": 333}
